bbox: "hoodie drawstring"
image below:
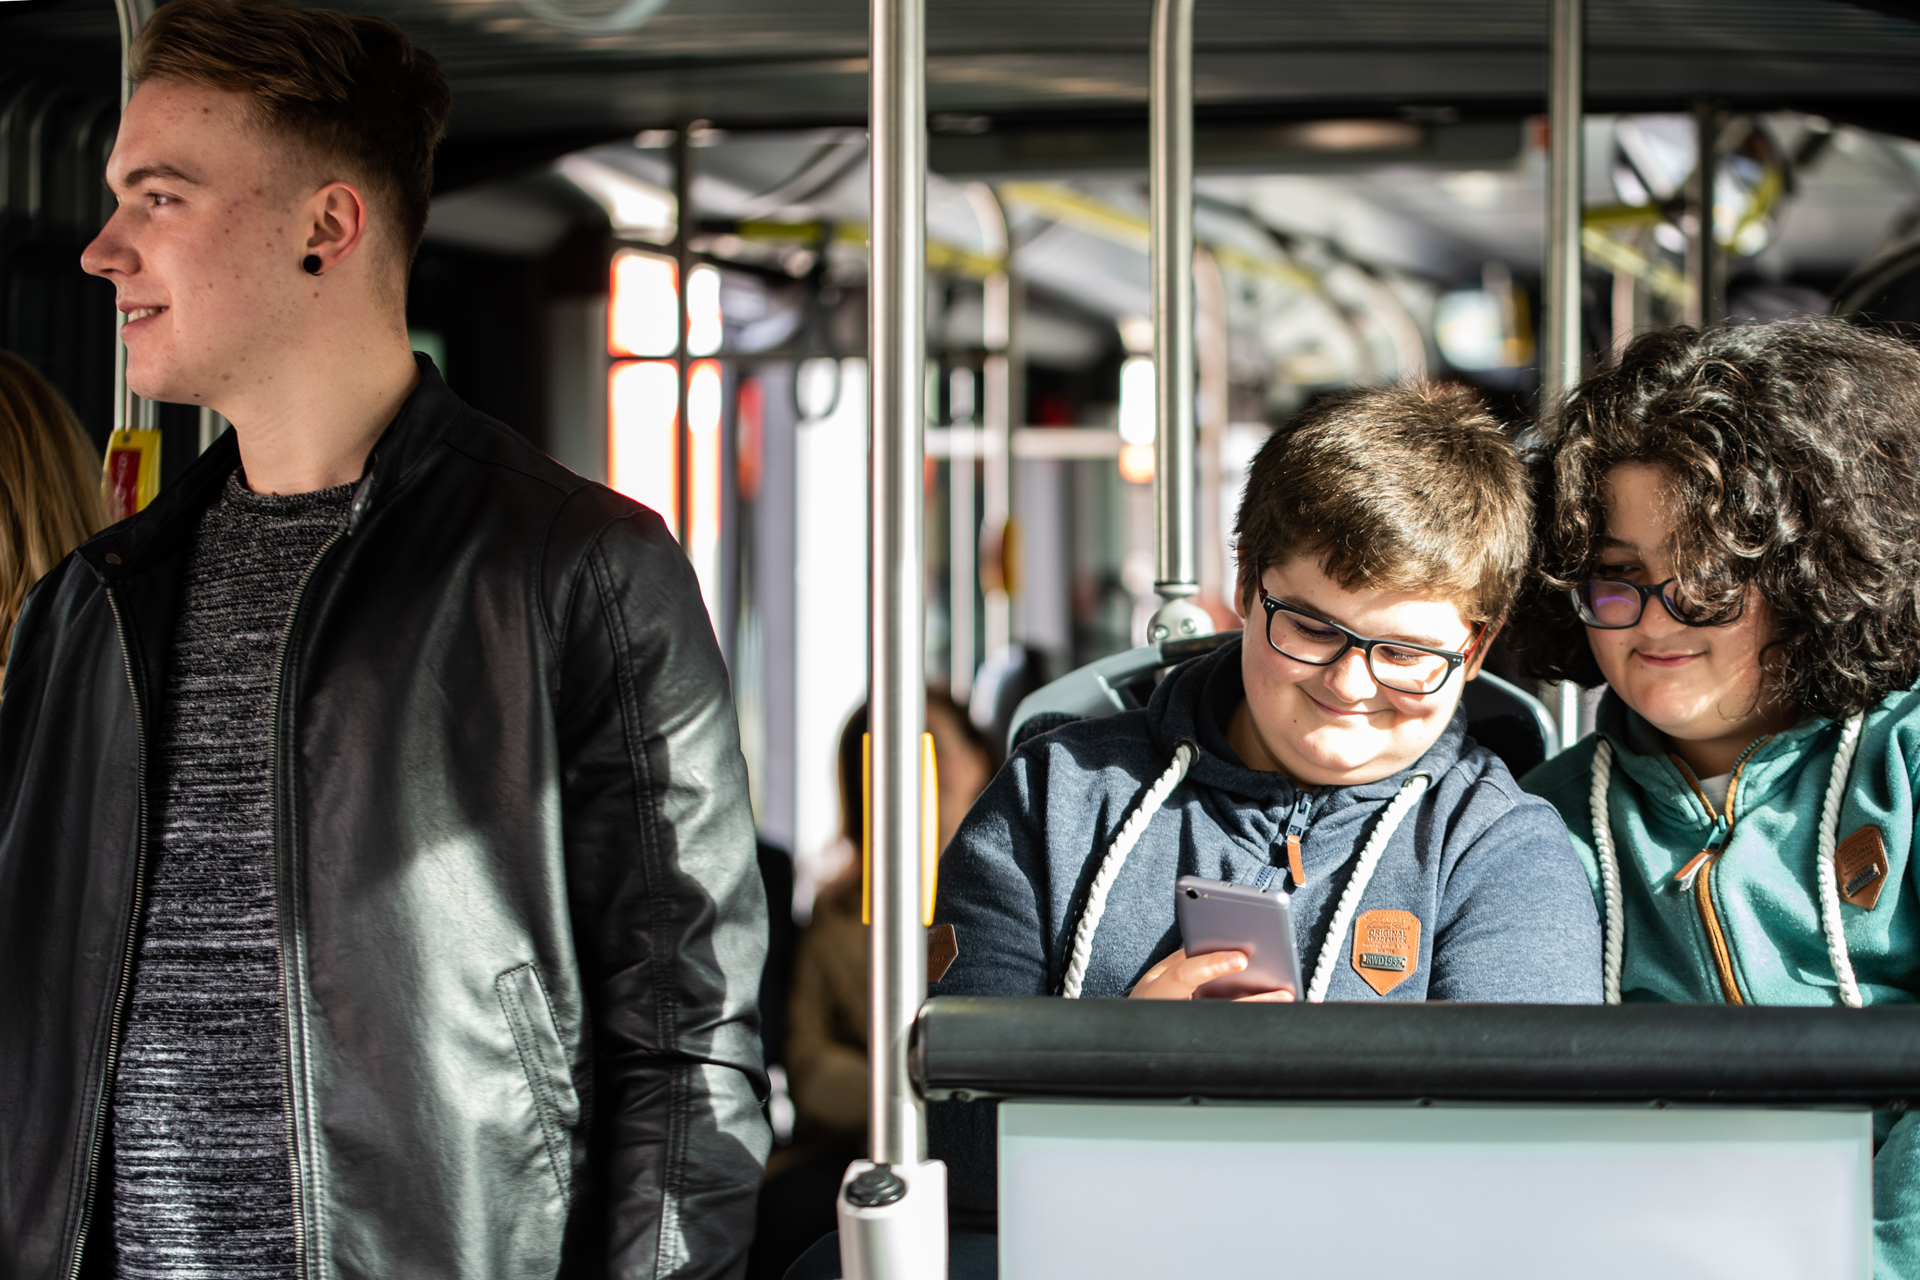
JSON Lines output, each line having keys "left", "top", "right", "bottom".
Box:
{"left": 1302, "top": 774, "right": 1430, "bottom": 1003}
{"left": 1061, "top": 741, "right": 1197, "bottom": 999}
{"left": 1815, "top": 714, "right": 1867, "bottom": 1008}
{"left": 1589, "top": 713, "right": 1865, "bottom": 1008}
{"left": 1060, "top": 746, "right": 1430, "bottom": 1003}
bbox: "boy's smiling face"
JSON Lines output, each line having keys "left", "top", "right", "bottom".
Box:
{"left": 1585, "top": 462, "right": 1790, "bottom": 776}
{"left": 1231, "top": 556, "right": 1487, "bottom": 787}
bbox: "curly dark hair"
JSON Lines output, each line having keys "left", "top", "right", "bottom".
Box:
{"left": 1512, "top": 319, "right": 1920, "bottom": 719}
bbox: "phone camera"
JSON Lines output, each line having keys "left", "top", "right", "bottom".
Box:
{"left": 1184, "top": 888, "right": 1199, "bottom": 899}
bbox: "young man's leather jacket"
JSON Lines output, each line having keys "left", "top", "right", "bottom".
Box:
{"left": 0, "top": 360, "right": 770, "bottom": 1279}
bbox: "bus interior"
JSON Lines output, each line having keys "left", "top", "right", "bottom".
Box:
{"left": 8, "top": 0, "right": 1920, "bottom": 1275}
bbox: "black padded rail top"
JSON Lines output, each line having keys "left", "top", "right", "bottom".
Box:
{"left": 911, "top": 997, "right": 1920, "bottom": 1107}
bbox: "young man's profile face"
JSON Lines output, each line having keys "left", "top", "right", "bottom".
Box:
{"left": 82, "top": 79, "right": 320, "bottom": 407}
{"left": 1232, "top": 556, "right": 1485, "bottom": 787}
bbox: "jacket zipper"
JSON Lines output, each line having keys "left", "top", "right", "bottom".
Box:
{"left": 271, "top": 463, "right": 374, "bottom": 1278}
{"left": 1670, "top": 739, "right": 1771, "bottom": 1006}
{"left": 67, "top": 590, "right": 152, "bottom": 1280}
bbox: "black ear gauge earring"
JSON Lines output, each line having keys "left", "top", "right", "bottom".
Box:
{"left": 302, "top": 254, "right": 322, "bottom": 276}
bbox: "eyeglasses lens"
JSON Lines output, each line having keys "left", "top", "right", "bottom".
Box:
{"left": 1581, "top": 581, "right": 1644, "bottom": 627}
{"left": 1270, "top": 609, "right": 1449, "bottom": 693}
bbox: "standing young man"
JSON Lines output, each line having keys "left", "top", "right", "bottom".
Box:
{"left": 0, "top": 2, "right": 769, "bottom": 1276}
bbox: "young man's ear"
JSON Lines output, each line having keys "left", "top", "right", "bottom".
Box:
{"left": 1463, "top": 619, "right": 1503, "bottom": 680}
{"left": 301, "top": 180, "right": 372, "bottom": 277}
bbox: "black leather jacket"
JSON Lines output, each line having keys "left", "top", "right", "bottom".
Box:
{"left": 0, "top": 361, "right": 770, "bottom": 1279}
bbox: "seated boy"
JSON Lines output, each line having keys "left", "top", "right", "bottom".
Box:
{"left": 928, "top": 382, "right": 1602, "bottom": 1228}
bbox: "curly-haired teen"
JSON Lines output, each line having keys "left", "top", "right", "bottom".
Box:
{"left": 1515, "top": 319, "right": 1920, "bottom": 1277}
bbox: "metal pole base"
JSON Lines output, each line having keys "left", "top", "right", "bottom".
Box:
{"left": 837, "top": 1159, "right": 948, "bottom": 1280}
{"left": 1146, "top": 595, "right": 1213, "bottom": 645}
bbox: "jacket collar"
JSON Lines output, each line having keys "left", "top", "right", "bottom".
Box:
{"left": 1147, "top": 634, "right": 1466, "bottom": 813}
{"left": 76, "top": 354, "right": 458, "bottom": 586}
{"left": 1592, "top": 686, "right": 1840, "bottom": 819}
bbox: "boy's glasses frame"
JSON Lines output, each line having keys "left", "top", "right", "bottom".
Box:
{"left": 1569, "top": 577, "right": 1698, "bottom": 629}
{"left": 1257, "top": 592, "right": 1475, "bottom": 696}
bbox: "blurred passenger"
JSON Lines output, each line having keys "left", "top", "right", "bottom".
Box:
{"left": 0, "top": 350, "right": 107, "bottom": 689}
{"left": 0, "top": 3, "right": 765, "bottom": 1277}
{"left": 1515, "top": 320, "right": 1920, "bottom": 1277}
{"left": 926, "top": 383, "right": 1600, "bottom": 1239}
{"left": 750, "top": 691, "right": 991, "bottom": 1280}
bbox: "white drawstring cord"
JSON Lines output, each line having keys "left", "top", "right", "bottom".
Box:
{"left": 1061, "top": 741, "right": 1197, "bottom": 999}
{"left": 1589, "top": 740, "right": 1625, "bottom": 1005}
{"left": 1816, "top": 714, "right": 1867, "bottom": 1009}
{"left": 1590, "top": 714, "right": 1865, "bottom": 1008}
{"left": 1303, "top": 775, "right": 1431, "bottom": 1003}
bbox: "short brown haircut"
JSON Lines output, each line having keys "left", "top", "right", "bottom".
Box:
{"left": 132, "top": 0, "right": 451, "bottom": 268}
{"left": 1234, "top": 382, "right": 1531, "bottom": 626}
{"left": 0, "top": 352, "right": 108, "bottom": 671}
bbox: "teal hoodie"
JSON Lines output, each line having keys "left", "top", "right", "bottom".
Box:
{"left": 1523, "top": 688, "right": 1920, "bottom": 1276}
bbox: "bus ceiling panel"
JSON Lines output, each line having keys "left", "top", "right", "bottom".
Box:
{"left": 8, "top": 0, "right": 1920, "bottom": 138}
{"left": 267, "top": 0, "right": 1920, "bottom": 141}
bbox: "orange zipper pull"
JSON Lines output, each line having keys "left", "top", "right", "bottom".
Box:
{"left": 1675, "top": 849, "right": 1713, "bottom": 892}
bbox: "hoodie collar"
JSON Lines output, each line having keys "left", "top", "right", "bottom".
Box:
{"left": 77, "top": 354, "right": 459, "bottom": 585}
{"left": 1147, "top": 635, "right": 1466, "bottom": 811}
{"left": 1592, "top": 686, "right": 1839, "bottom": 817}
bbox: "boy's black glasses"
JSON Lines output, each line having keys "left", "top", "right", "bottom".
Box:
{"left": 1258, "top": 593, "right": 1473, "bottom": 695}
{"left": 1569, "top": 578, "right": 1698, "bottom": 629}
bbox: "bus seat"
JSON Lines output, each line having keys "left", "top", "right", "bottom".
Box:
{"left": 1007, "top": 640, "right": 1560, "bottom": 777}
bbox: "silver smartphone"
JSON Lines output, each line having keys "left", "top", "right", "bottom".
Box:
{"left": 1174, "top": 875, "right": 1303, "bottom": 1000}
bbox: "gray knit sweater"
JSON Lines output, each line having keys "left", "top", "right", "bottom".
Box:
{"left": 112, "top": 472, "right": 354, "bottom": 1279}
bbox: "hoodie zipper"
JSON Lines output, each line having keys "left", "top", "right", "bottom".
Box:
{"left": 66, "top": 589, "right": 151, "bottom": 1280}
{"left": 1670, "top": 738, "right": 1771, "bottom": 1005}
{"left": 270, "top": 470, "right": 374, "bottom": 1279}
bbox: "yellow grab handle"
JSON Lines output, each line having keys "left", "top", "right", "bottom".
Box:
{"left": 859, "top": 730, "right": 939, "bottom": 928}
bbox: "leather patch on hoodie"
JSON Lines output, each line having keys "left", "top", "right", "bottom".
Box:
{"left": 1351, "top": 909, "right": 1420, "bottom": 995}
{"left": 1835, "top": 826, "right": 1889, "bottom": 911}
{"left": 927, "top": 923, "right": 959, "bottom": 982}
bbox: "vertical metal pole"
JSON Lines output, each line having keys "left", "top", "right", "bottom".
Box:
{"left": 966, "top": 183, "right": 1014, "bottom": 663}
{"left": 112, "top": 0, "right": 158, "bottom": 441}
{"left": 948, "top": 368, "right": 976, "bottom": 701}
{"left": 1544, "top": 0, "right": 1585, "bottom": 753}
{"left": 866, "top": 0, "right": 926, "bottom": 1176}
{"left": 1145, "top": 0, "right": 1210, "bottom": 644}
{"left": 1543, "top": 0, "right": 1584, "bottom": 400}
{"left": 674, "top": 125, "right": 695, "bottom": 546}
{"left": 836, "top": 0, "right": 948, "bottom": 1269}
{"left": 1685, "top": 100, "right": 1723, "bottom": 330}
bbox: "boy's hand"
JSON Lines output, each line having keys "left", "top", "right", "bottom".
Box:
{"left": 1127, "top": 948, "right": 1297, "bottom": 1002}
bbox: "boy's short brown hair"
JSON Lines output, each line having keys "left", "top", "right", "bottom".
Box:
{"left": 132, "top": 0, "right": 451, "bottom": 271}
{"left": 1234, "top": 382, "right": 1531, "bottom": 626}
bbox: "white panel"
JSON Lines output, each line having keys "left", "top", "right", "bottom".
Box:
{"left": 792, "top": 360, "right": 870, "bottom": 919}
{"left": 1000, "top": 1100, "right": 1870, "bottom": 1280}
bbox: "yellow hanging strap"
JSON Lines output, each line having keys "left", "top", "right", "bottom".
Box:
{"left": 922, "top": 732, "right": 940, "bottom": 926}
{"left": 862, "top": 733, "right": 871, "bottom": 926}
{"left": 860, "top": 731, "right": 939, "bottom": 928}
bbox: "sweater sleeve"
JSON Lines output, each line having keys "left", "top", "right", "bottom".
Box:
{"left": 928, "top": 746, "right": 1053, "bottom": 1000}
{"left": 1427, "top": 787, "right": 1604, "bottom": 1004}
{"left": 925, "top": 744, "right": 1052, "bottom": 1221}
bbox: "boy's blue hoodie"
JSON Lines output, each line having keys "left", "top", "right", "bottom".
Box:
{"left": 928, "top": 638, "right": 1601, "bottom": 1216}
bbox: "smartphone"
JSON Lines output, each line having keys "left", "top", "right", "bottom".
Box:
{"left": 1174, "top": 875, "right": 1303, "bottom": 1000}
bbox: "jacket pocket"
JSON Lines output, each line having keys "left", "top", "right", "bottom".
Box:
{"left": 496, "top": 963, "right": 581, "bottom": 1202}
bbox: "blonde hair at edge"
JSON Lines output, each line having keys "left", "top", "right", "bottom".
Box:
{"left": 0, "top": 351, "right": 108, "bottom": 684}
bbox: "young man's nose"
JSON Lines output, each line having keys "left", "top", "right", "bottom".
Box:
{"left": 1321, "top": 648, "right": 1379, "bottom": 702}
{"left": 80, "top": 211, "right": 136, "bottom": 281}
